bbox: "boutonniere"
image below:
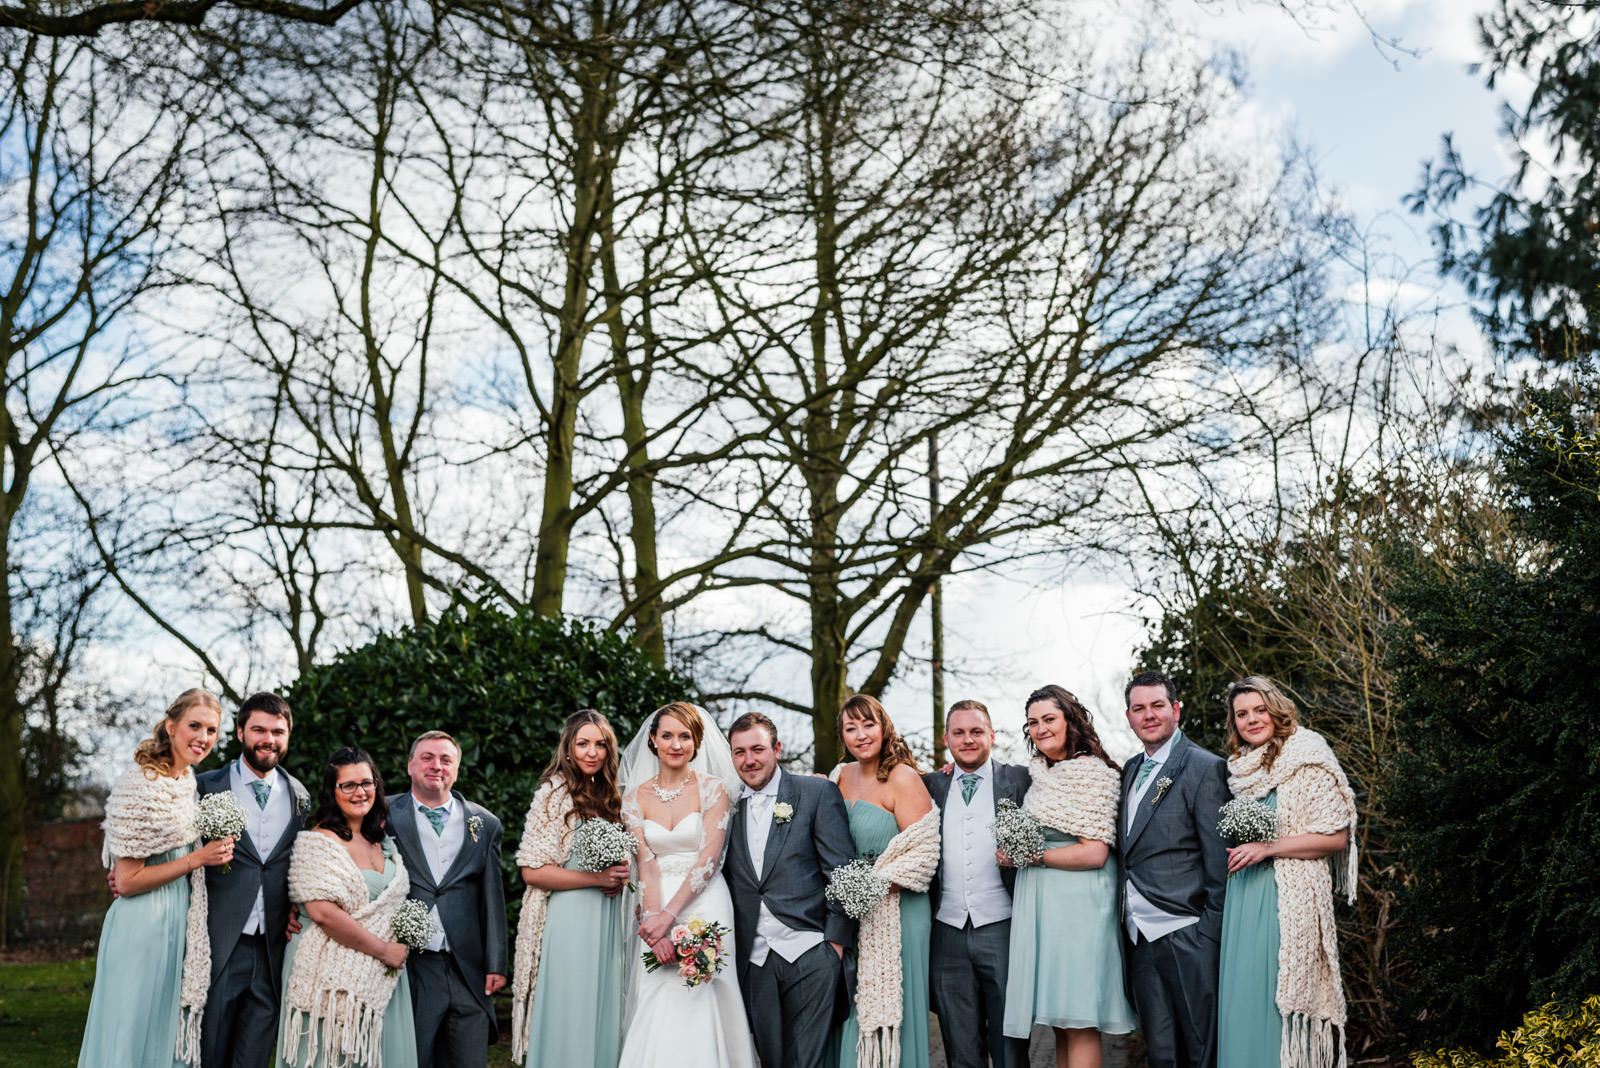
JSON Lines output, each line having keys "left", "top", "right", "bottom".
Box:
{"left": 467, "top": 815, "right": 483, "bottom": 843}
{"left": 772, "top": 802, "right": 794, "bottom": 824}
{"left": 1151, "top": 777, "right": 1174, "bottom": 806}
{"left": 291, "top": 781, "right": 311, "bottom": 816}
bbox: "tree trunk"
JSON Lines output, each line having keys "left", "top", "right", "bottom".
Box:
{"left": 0, "top": 513, "right": 20, "bottom": 948}
{"left": 530, "top": 48, "right": 610, "bottom": 619}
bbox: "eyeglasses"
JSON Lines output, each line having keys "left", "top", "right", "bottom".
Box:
{"left": 336, "top": 780, "right": 377, "bottom": 795}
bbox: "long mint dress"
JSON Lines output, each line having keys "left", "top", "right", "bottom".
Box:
{"left": 77, "top": 845, "right": 192, "bottom": 1068}
{"left": 834, "top": 801, "right": 931, "bottom": 1068}
{"left": 1003, "top": 828, "right": 1136, "bottom": 1036}
{"left": 1218, "top": 792, "right": 1281, "bottom": 1068}
{"left": 278, "top": 847, "right": 417, "bottom": 1068}
{"left": 525, "top": 823, "right": 628, "bottom": 1066}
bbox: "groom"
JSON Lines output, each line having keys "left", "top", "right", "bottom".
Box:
{"left": 726, "top": 712, "right": 857, "bottom": 1068}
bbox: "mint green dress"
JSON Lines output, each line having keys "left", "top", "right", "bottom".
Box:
{"left": 77, "top": 845, "right": 192, "bottom": 1068}
{"left": 834, "top": 801, "right": 931, "bottom": 1068}
{"left": 524, "top": 828, "right": 628, "bottom": 1066}
{"left": 278, "top": 848, "right": 417, "bottom": 1068}
{"left": 1218, "top": 792, "right": 1281, "bottom": 1068}
{"left": 1003, "top": 828, "right": 1136, "bottom": 1036}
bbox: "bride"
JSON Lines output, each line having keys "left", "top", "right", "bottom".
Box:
{"left": 618, "top": 702, "right": 758, "bottom": 1068}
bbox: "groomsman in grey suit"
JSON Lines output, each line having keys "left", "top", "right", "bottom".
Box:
{"left": 1116, "top": 671, "right": 1230, "bottom": 1068}
{"left": 725, "top": 711, "right": 857, "bottom": 1068}
{"left": 923, "top": 700, "right": 1031, "bottom": 1068}
{"left": 194, "top": 693, "right": 309, "bottom": 1068}
{"left": 388, "top": 730, "right": 508, "bottom": 1068}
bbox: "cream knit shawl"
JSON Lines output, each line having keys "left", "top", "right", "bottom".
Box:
{"left": 852, "top": 806, "right": 941, "bottom": 1068}
{"left": 508, "top": 780, "right": 576, "bottom": 1064}
{"left": 1228, "top": 727, "right": 1358, "bottom": 1068}
{"left": 1022, "top": 755, "right": 1120, "bottom": 844}
{"left": 280, "top": 832, "right": 410, "bottom": 1068}
{"left": 101, "top": 763, "right": 211, "bottom": 1065}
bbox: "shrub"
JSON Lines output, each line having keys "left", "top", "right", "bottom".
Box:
{"left": 1410, "top": 996, "right": 1600, "bottom": 1067}
{"left": 223, "top": 600, "right": 692, "bottom": 917}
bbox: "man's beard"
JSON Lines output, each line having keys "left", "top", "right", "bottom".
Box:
{"left": 243, "top": 744, "right": 282, "bottom": 774}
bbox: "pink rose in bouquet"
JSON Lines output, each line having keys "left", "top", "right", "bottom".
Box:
{"left": 641, "top": 917, "right": 732, "bottom": 988}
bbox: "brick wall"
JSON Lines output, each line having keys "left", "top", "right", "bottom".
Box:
{"left": 22, "top": 816, "right": 109, "bottom": 946}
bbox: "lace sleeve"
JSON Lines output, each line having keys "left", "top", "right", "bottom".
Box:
{"left": 622, "top": 788, "right": 663, "bottom": 918}
{"left": 660, "top": 775, "right": 731, "bottom": 921}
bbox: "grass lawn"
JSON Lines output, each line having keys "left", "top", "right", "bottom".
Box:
{"left": 0, "top": 958, "right": 94, "bottom": 1068}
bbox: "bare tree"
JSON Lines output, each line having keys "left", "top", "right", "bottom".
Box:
{"left": 0, "top": 31, "right": 204, "bottom": 942}
{"left": 674, "top": 6, "right": 1325, "bottom": 766}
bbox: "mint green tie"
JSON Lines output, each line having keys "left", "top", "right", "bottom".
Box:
{"left": 250, "top": 780, "right": 271, "bottom": 809}
{"left": 1135, "top": 759, "right": 1160, "bottom": 790}
{"left": 960, "top": 772, "right": 980, "bottom": 805}
{"left": 420, "top": 805, "right": 446, "bottom": 835}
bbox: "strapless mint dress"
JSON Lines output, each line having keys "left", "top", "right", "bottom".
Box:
{"left": 833, "top": 800, "right": 931, "bottom": 1068}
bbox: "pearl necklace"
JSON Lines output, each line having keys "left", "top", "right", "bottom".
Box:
{"left": 650, "top": 773, "right": 691, "bottom": 803}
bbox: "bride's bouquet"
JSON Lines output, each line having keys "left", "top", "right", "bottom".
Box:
{"left": 195, "top": 792, "right": 249, "bottom": 873}
{"left": 570, "top": 818, "right": 637, "bottom": 891}
{"left": 641, "top": 917, "right": 729, "bottom": 988}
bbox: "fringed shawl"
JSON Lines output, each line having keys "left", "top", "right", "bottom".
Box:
{"left": 508, "top": 781, "right": 576, "bottom": 1064}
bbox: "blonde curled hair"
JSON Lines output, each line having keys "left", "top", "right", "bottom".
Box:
{"left": 134, "top": 688, "right": 223, "bottom": 777}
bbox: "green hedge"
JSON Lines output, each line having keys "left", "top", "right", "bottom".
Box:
{"left": 222, "top": 601, "right": 691, "bottom": 914}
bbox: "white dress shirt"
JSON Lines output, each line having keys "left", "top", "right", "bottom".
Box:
{"left": 1123, "top": 735, "right": 1199, "bottom": 942}
{"left": 410, "top": 791, "right": 464, "bottom": 952}
{"left": 935, "top": 759, "right": 1012, "bottom": 929}
{"left": 228, "top": 758, "right": 292, "bottom": 936}
{"left": 743, "top": 769, "right": 824, "bottom": 966}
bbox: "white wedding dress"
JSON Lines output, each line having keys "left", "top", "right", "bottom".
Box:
{"left": 618, "top": 774, "right": 758, "bottom": 1068}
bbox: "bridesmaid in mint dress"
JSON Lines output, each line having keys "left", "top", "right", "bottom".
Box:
{"left": 1218, "top": 677, "right": 1353, "bottom": 1068}
{"left": 278, "top": 848, "right": 417, "bottom": 1067}
{"left": 516, "top": 710, "right": 631, "bottom": 1066}
{"left": 80, "top": 689, "right": 233, "bottom": 1068}
{"left": 1002, "top": 685, "right": 1134, "bottom": 1068}
{"left": 278, "top": 749, "right": 416, "bottom": 1068}
{"left": 1219, "top": 791, "right": 1280, "bottom": 1067}
{"left": 832, "top": 695, "right": 934, "bottom": 1068}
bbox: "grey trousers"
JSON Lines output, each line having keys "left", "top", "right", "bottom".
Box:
{"left": 1128, "top": 924, "right": 1219, "bottom": 1068}
{"left": 408, "top": 950, "right": 490, "bottom": 1068}
{"left": 745, "top": 942, "right": 843, "bottom": 1068}
{"left": 929, "top": 919, "right": 1030, "bottom": 1068}
{"left": 200, "top": 933, "right": 278, "bottom": 1068}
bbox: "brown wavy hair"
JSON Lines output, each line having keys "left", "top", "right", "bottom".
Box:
{"left": 839, "top": 695, "right": 921, "bottom": 781}
{"left": 539, "top": 709, "right": 622, "bottom": 827}
{"left": 1225, "top": 675, "right": 1299, "bottom": 771}
{"left": 134, "top": 688, "right": 223, "bottom": 777}
{"left": 1023, "top": 685, "right": 1119, "bottom": 771}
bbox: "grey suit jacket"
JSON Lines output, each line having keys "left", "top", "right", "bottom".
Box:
{"left": 195, "top": 763, "right": 310, "bottom": 987}
{"left": 1115, "top": 731, "right": 1230, "bottom": 943}
{"left": 922, "top": 761, "right": 1032, "bottom": 913}
{"left": 723, "top": 769, "right": 857, "bottom": 995}
{"left": 388, "top": 790, "right": 509, "bottom": 1037}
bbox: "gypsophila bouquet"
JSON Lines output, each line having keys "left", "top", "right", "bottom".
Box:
{"left": 641, "top": 917, "right": 730, "bottom": 987}
{"left": 991, "top": 798, "right": 1045, "bottom": 868}
{"left": 195, "top": 792, "right": 249, "bottom": 873}
{"left": 570, "top": 819, "right": 637, "bottom": 891}
{"left": 824, "top": 857, "right": 890, "bottom": 919}
{"left": 1217, "top": 797, "right": 1281, "bottom": 863}
{"left": 389, "top": 899, "right": 436, "bottom": 976}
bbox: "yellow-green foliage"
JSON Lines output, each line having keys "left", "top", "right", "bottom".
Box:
{"left": 1411, "top": 997, "right": 1600, "bottom": 1067}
